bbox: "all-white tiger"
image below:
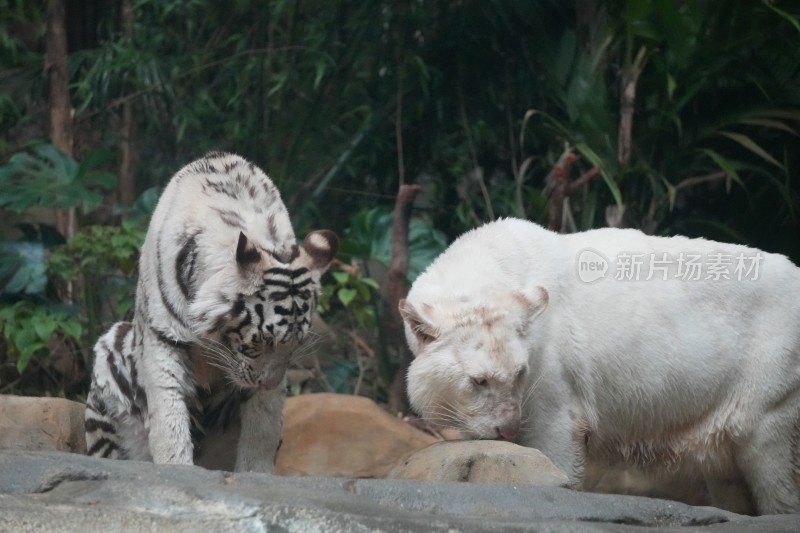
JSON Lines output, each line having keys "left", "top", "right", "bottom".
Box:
{"left": 85, "top": 152, "right": 337, "bottom": 472}
{"left": 400, "top": 218, "right": 800, "bottom": 514}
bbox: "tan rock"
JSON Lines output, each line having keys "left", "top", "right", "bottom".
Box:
{"left": 276, "top": 393, "right": 437, "bottom": 478}
{"left": 389, "top": 440, "right": 570, "bottom": 487}
{"left": 0, "top": 395, "right": 86, "bottom": 454}
{"left": 0, "top": 392, "right": 439, "bottom": 480}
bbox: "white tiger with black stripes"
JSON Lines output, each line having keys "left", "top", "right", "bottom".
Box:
{"left": 85, "top": 152, "right": 337, "bottom": 472}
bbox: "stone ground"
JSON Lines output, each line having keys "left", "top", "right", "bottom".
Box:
{"left": 1, "top": 450, "right": 799, "bottom": 532}
{"left": 1, "top": 394, "right": 798, "bottom": 531}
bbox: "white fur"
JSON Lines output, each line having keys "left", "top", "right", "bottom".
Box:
{"left": 135, "top": 153, "right": 293, "bottom": 468}
{"left": 401, "top": 218, "right": 800, "bottom": 514}
{"left": 114, "top": 153, "right": 334, "bottom": 470}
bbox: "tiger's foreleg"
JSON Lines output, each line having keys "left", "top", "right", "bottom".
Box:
{"left": 140, "top": 330, "right": 195, "bottom": 464}
{"left": 235, "top": 384, "right": 286, "bottom": 473}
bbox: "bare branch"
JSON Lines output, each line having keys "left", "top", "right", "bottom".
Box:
{"left": 386, "top": 184, "right": 421, "bottom": 413}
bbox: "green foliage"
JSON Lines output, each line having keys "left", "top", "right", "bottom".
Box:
{"left": 2, "top": 0, "right": 800, "bottom": 399}
{"left": 318, "top": 260, "right": 380, "bottom": 330}
{"left": 49, "top": 220, "right": 144, "bottom": 283}
{"left": 0, "top": 219, "right": 144, "bottom": 392}
{"left": 0, "top": 301, "right": 82, "bottom": 374}
{"left": 0, "top": 241, "right": 47, "bottom": 295}
{"left": 116, "top": 185, "right": 161, "bottom": 223}
{"left": 0, "top": 140, "right": 139, "bottom": 394}
{"left": 340, "top": 207, "right": 447, "bottom": 282}
{"left": 0, "top": 144, "right": 117, "bottom": 213}
{"left": 0, "top": 218, "right": 143, "bottom": 393}
{"left": 49, "top": 220, "right": 145, "bottom": 318}
{"left": 515, "top": 0, "right": 800, "bottom": 240}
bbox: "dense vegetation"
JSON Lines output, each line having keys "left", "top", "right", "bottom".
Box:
{"left": 1, "top": 0, "right": 799, "bottom": 403}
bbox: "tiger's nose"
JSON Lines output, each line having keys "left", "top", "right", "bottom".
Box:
{"left": 495, "top": 403, "right": 520, "bottom": 440}
{"left": 495, "top": 425, "right": 519, "bottom": 441}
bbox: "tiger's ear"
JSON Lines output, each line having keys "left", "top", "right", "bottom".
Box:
{"left": 299, "top": 230, "right": 339, "bottom": 271}
{"left": 511, "top": 285, "right": 548, "bottom": 334}
{"left": 236, "top": 232, "right": 270, "bottom": 272}
{"left": 399, "top": 299, "right": 438, "bottom": 351}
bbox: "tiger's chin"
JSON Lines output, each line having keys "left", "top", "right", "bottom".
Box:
{"left": 460, "top": 426, "right": 520, "bottom": 442}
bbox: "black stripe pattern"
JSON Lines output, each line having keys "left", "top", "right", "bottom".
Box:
{"left": 85, "top": 322, "right": 145, "bottom": 460}
{"left": 84, "top": 153, "right": 337, "bottom": 467}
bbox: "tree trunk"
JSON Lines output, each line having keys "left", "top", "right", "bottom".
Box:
{"left": 45, "top": 0, "right": 76, "bottom": 240}
{"left": 118, "top": 0, "right": 136, "bottom": 209}
{"left": 386, "top": 184, "right": 421, "bottom": 414}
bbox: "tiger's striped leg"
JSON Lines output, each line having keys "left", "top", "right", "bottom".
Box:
{"left": 85, "top": 391, "right": 124, "bottom": 459}
{"left": 235, "top": 383, "right": 286, "bottom": 473}
{"left": 85, "top": 322, "right": 149, "bottom": 460}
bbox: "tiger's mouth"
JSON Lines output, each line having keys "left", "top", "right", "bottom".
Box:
{"left": 244, "top": 364, "right": 288, "bottom": 391}
{"left": 235, "top": 375, "right": 283, "bottom": 391}
{"left": 257, "top": 375, "right": 284, "bottom": 390}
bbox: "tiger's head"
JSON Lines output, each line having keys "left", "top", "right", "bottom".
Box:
{"left": 189, "top": 229, "right": 338, "bottom": 390}
{"left": 399, "top": 287, "right": 548, "bottom": 441}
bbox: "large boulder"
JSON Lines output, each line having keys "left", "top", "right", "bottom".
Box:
{"left": 276, "top": 393, "right": 437, "bottom": 477}
{"left": 0, "top": 395, "right": 85, "bottom": 454}
{"left": 389, "top": 440, "right": 570, "bottom": 487}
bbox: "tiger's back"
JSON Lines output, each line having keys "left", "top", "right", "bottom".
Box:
{"left": 137, "top": 151, "right": 298, "bottom": 344}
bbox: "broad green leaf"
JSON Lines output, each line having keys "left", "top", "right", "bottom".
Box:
{"left": 115, "top": 297, "right": 134, "bottom": 316}
{"left": 12, "top": 327, "right": 35, "bottom": 353}
{"left": 85, "top": 171, "right": 117, "bottom": 190}
{"left": 361, "top": 277, "right": 380, "bottom": 290}
{"left": 0, "top": 302, "right": 24, "bottom": 322}
{"left": 59, "top": 319, "right": 82, "bottom": 341}
{"left": 30, "top": 313, "right": 56, "bottom": 341}
{"left": 356, "top": 283, "right": 371, "bottom": 301}
{"left": 337, "top": 287, "right": 357, "bottom": 307}
{"left": 16, "top": 343, "right": 46, "bottom": 374}
{"left": 322, "top": 284, "right": 336, "bottom": 298}
{"left": 332, "top": 271, "right": 350, "bottom": 285}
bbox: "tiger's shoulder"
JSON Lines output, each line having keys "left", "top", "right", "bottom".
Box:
{"left": 148, "top": 152, "right": 295, "bottom": 249}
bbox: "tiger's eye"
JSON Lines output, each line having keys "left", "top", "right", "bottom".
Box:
{"left": 242, "top": 349, "right": 260, "bottom": 359}
{"left": 472, "top": 377, "right": 488, "bottom": 387}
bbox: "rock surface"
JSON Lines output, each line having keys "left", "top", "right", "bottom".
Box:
{"left": 2, "top": 450, "right": 799, "bottom": 532}
{"left": 276, "top": 392, "right": 437, "bottom": 477}
{"left": 390, "top": 439, "right": 570, "bottom": 487}
{"left": 0, "top": 395, "right": 85, "bottom": 454}
{"left": 0, "top": 393, "right": 439, "bottom": 478}
{"left": 2, "top": 394, "right": 798, "bottom": 531}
